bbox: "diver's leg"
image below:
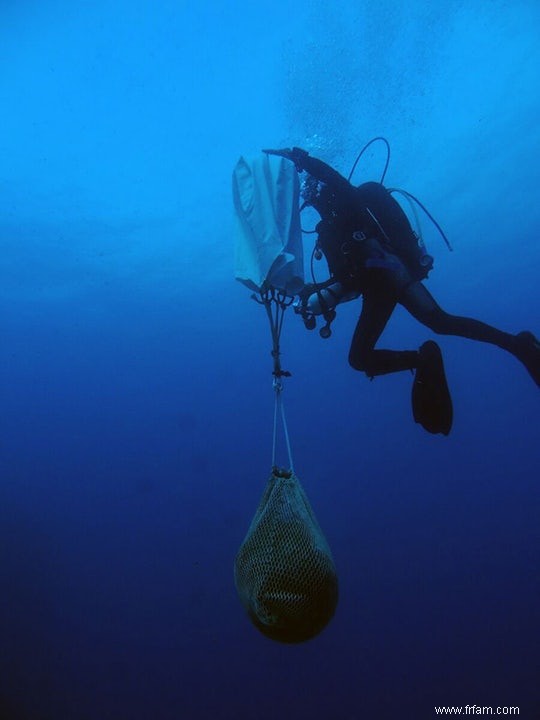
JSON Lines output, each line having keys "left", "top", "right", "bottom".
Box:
{"left": 349, "top": 280, "right": 454, "bottom": 434}
{"left": 400, "top": 282, "right": 540, "bottom": 386}
{"left": 400, "top": 282, "right": 515, "bottom": 348}
{"left": 349, "top": 282, "right": 453, "bottom": 434}
{"left": 348, "top": 286, "right": 418, "bottom": 376}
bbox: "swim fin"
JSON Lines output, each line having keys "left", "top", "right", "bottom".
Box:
{"left": 412, "top": 340, "right": 453, "bottom": 436}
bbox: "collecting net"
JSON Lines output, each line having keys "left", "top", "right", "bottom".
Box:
{"left": 234, "top": 469, "right": 338, "bottom": 643}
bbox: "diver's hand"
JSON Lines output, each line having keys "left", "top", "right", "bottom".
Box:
{"left": 262, "top": 147, "right": 309, "bottom": 172}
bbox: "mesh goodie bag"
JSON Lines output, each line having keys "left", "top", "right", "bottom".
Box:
{"left": 234, "top": 471, "right": 338, "bottom": 643}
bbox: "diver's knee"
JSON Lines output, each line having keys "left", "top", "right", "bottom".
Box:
{"left": 422, "top": 309, "right": 450, "bottom": 334}
{"left": 348, "top": 349, "right": 363, "bottom": 371}
{"left": 348, "top": 350, "right": 361, "bottom": 371}
{"left": 348, "top": 349, "right": 372, "bottom": 375}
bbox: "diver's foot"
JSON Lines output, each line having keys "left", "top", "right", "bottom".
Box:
{"left": 514, "top": 331, "right": 540, "bottom": 387}
{"left": 412, "top": 341, "right": 453, "bottom": 436}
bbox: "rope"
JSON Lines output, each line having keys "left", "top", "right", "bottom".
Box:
{"left": 271, "top": 379, "right": 294, "bottom": 473}
{"left": 279, "top": 389, "right": 294, "bottom": 472}
{"left": 254, "top": 288, "right": 295, "bottom": 473}
{"left": 272, "top": 384, "right": 279, "bottom": 468}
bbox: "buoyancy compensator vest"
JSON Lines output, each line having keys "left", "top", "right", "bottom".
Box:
{"left": 353, "top": 181, "right": 434, "bottom": 282}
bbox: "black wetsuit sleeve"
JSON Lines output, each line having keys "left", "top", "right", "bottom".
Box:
{"left": 301, "top": 155, "right": 353, "bottom": 195}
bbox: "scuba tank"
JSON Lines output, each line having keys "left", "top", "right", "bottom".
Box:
{"left": 414, "top": 231, "right": 434, "bottom": 274}
{"left": 304, "top": 282, "right": 360, "bottom": 315}
{"left": 294, "top": 281, "right": 360, "bottom": 338}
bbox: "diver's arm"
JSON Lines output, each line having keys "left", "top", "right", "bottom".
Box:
{"left": 299, "top": 154, "right": 352, "bottom": 194}
{"left": 263, "top": 147, "right": 352, "bottom": 194}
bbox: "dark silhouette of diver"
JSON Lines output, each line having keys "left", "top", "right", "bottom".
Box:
{"left": 264, "top": 146, "right": 540, "bottom": 436}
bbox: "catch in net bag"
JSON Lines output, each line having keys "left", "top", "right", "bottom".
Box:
{"left": 234, "top": 469, "right": 338, "bottom": 643}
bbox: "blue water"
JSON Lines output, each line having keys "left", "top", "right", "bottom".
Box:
{"left": 1, "top": 2, "right": 539, "bottom": 718}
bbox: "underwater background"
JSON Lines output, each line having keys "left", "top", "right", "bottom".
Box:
{"left": 1, "top": 1, "right": 539, "bottom": 718}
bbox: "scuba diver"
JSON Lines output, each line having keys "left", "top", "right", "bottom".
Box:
{"left": 263, "top": 144, "right": 540, "bottom": 436}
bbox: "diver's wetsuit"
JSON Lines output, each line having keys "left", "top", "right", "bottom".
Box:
{"left": 300, "top": 153, "right": 522, "bottom": 378}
